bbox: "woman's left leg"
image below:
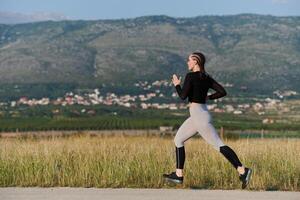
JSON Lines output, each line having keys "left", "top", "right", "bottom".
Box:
{"left": 174, "top": 116, "right": 198, "bottom": 172}
{"left": 163, "top": 116, "right": 198, "bottom": 183}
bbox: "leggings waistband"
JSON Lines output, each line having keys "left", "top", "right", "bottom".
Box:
{"left": 189, "top": 102, "right": 208, "bottom": 112}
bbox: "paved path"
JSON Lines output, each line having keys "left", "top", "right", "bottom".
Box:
{"left": 0, "top": 187, "right": 299, "bottom": 200}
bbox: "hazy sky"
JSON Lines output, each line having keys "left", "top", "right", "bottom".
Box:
{"left": 0, "top": 0, "right": 299, "bottom": 20}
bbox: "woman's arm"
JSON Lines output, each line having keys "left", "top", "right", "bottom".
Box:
{"left": 207, "top": 76, "right": 227, "bottom": 100}
{"left": 175, "top": 73, "right": 192, "bottom": 100}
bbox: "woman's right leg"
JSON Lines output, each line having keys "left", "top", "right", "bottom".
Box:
{"left": 189, "top": 111, "right": 253, "bottom": 187}
{"left": 189, "top": 107, "right": 245, "bottom": 171}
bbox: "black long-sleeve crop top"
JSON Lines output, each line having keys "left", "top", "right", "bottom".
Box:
{"left": 175, "top": 71, "right": 227, "bottom": 103}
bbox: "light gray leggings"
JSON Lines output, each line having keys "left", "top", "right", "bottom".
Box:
{"left": 174, "top": 103, "right": 225, "bottom": 151}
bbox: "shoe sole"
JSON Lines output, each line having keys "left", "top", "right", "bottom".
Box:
{"left": 163, "top": 177, "right": 183, "bottom": 184}
{"left": 242, "top": 168, "right": 252, "bottom": 189}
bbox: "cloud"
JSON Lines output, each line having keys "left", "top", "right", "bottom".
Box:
{"left": 271, "top": 0, "right": 289, "bottom": 4}
{"left": 0, "top": 11, "right": 71, "bottom": 24}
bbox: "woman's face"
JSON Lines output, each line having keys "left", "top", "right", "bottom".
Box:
{"left": 186, "top": 55, "right": 197, "bottom": 71}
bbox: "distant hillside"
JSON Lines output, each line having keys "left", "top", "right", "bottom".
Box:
{"left": 0, "top": 14, "right": 299, "bottom": 96}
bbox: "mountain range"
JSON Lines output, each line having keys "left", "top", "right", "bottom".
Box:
{"left": 0, "top": 14, "right": 299, "bottom": 97}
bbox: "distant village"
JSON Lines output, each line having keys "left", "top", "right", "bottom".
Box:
{"left": 2, "top": 79, "right": 298, "bottom": 121}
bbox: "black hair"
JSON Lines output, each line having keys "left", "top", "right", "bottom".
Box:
{"left": 191, "top": 51, "right": 206, "bottom": 68}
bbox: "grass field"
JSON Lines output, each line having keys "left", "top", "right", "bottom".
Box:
{"left": 0, "top": 133, "right": 299, "bottom": 191}
{"left": 1, "top": 100, "right": 300, "bottom": 133}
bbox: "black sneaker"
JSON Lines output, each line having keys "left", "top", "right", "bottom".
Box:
{"left": 239, "top": 167, "right": 252, "bottom": 189}
{"left": 163, "top": 172, "right": 183, "bottom": 184}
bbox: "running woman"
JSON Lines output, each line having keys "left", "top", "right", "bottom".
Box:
{"left": 163, "top": 52, "right": 252, "bottom": 189}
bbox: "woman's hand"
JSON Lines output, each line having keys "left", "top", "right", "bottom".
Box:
{"left": 172, "top": 74, "right": 181, "bottom": 86}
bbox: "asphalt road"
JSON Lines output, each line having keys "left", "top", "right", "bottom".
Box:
{"left": 0, "top": 188, "right": 299, "bottom": 200}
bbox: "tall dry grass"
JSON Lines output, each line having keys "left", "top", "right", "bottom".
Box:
{"left": 0, "top": 134, "right": 299, "bottom": 190}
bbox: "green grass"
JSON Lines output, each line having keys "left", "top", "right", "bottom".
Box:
{"left": 1, "top": 107, "right": 300, "bottom": 134}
